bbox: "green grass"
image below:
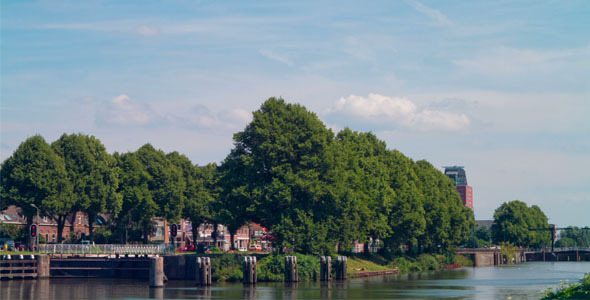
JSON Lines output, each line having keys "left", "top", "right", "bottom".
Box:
{"left": 347, "top": 256, "right": 394, "bottom": 273}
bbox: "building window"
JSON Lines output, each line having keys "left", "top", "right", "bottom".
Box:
{"left": 46, "top": 234, "right": 49, "bottom": 242}
{"left": 78, "top": 216, "right": 81, "bottom": 225}
{"left": 43, "top": 216, "right": 48, "bottom": 222}
{"left": 52, "top": 234, "right": 56, "bottom": 243}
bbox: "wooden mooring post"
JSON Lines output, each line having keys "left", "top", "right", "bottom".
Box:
{"left": 335, "top": 256, "right": 347, "bottom": 280}
{"left": 243, "top": 256, "right": 257, "bottom": 284}
{"left": 284, "top": 256, "right": 298, "bottom": 282}
{"left": 195, "top": 257, "right": 212, "bottom": 286}
{"left": 149, "top": 257, "right": 164, "bottom": 288}
{"left": 320, "top": 256, "right": 332, "bottom": 281}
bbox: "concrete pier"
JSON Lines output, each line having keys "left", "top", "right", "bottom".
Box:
{"left": 37, "top": 255, "right": 50, "bottom": 278}
{"left": 149, "top": 257, "right": 164, "bottom": 288}
{"left": 195, "top": 257, "right": 212, "bottom": 286}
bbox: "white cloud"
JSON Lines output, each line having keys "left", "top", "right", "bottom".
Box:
{"left": 326, "top": 93, "right": 470, "bottom": 132}
{"left": 136, "top": 25, "right": 159, "bottom": 36}
{"left": 259, "top": 49, "right": 293, "bottom": 65}
{"left": 405, "top": 0, "right": 451, "bottom": 26}
{"left": 96, "top": 94, "right": 159, "bottom": 126}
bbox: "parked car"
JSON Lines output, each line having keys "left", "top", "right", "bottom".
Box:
{"left": 0, "top": 238, "right": 15, "bottom": 251}
{"left": 14, "top": 241, "right": 28, "bottom": 251}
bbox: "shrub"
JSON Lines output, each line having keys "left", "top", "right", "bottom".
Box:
{"left": 258, "top": 253, "right": 320, "bottom": 282}
{"left": 417, "top": 254, "right": 439, "bottom": 271}
{"left": 211, "top": 253, "right": 243, "bottom": 282}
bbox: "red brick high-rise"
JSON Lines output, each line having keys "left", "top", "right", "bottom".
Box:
{"left": 444, "top": 166, "right": 474, "bottom": 210}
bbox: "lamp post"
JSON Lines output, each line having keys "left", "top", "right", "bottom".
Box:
{"left": 30, "top": 204, "right": 40, "bottom": 251}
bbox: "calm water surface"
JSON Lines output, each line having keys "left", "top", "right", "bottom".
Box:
{"left": 1, "top": 262, "right": 588, "bottom": 300}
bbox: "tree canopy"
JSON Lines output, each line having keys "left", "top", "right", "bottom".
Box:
{"left": 491, "top": 200, "right": 550, "bottom": 248}
{"left": 2, "top": 97, "right": 477, "bottom": 254}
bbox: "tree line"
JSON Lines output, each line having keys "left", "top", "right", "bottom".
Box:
{"left": 1, "top": 98, "right": 475, "bottom": 254}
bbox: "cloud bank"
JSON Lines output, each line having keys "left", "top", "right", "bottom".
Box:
{"left": 326, "top": 93, "right": 470, "bottom": 132}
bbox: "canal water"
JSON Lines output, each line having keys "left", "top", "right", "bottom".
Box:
{"left": 1, "top": 262, "right": 588, "bottom": 299}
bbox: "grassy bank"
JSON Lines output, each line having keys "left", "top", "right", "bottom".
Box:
{"left": 209, "top": 252, "right": 473, "bottom": 282}
{"left": 347, "top": 253, "right": 473, "bottom": 274}
{"left": 541, "top": 273, "right": 590, "bottom": 299}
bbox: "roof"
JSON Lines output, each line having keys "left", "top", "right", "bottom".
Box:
{"left": 476, "top": 220, "right": 494, "bottom": 229}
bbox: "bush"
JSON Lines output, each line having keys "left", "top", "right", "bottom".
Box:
{"left": 211, "top": 253, "right": 243, "bottom": 282}
{"left": 258, "top": 253, "right": 320, "bottom": 282}
{"left": 542, "top": 273, "right": 590, "bottom": 299}
{"left": 258, "top": 254, "right": 285, "bottom": 281}
{"left": 452, "top": 254, "right": 474, "bottom": 267}
{"left": 417, "top": 254, "right": 439, "bottom": 271}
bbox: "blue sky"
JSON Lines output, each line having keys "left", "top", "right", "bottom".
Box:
{"left": 1, "top": 1, "right": 589, "bottom": 226}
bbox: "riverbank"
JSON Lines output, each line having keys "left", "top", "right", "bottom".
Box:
{"left": 209, "top": 252, "right": 474, "bottom": 282}
{"left": 541, "top": 273, "right": 590, "bottom": 299}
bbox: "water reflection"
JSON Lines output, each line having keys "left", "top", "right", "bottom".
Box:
{"left": 1, "top": 262, "right": 588, "bottom": 299}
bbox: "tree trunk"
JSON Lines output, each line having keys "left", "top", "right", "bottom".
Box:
{"left": 364, "top": 241, "right": 370, "bottom": 254}
{"left": 56, "top": 215, "right": 66, "bottom": 243}
{"left": 230, "top": 230, "right": 235, "bottom": 251}
{"left": 88, "top": 213, "right": 95, "bottom": 242}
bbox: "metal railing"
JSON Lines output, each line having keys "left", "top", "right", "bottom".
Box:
{"left": 37, "top": 244, "right": 175, "bottom": 255}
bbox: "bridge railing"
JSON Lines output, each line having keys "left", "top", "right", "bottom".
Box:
{"left": 37, "top": 244, "right": 175, "bottom": 255}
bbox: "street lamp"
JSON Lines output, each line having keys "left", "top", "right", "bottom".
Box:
{"left": 30, "top": 204, "right": 40, "bottom": 251}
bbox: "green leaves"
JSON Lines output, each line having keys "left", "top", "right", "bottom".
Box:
{"left": 1, "top": 135, "right": 71, "bottom": 222}
{"left": 217, "top": 98, "right": 474, "bottom": 254}
{"left": 491, "top": 200, "right": 550, "bottom": 247}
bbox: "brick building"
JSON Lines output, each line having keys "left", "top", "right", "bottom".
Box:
{"left": 444, "top": 166, "right": 474, "bottom": 210}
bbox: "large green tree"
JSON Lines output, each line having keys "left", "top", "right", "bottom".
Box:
{"left": 383, "top": 150, "right": 426, "bottom": 251}
{"left": 167, "top": 152, "right": 215, "bottom": 247}
{"left": 134, "top": 144, "right": 185, "bottom": 223}
{"left": 491, "top": 200, "right": 550, "bottom": 248}
{"left": 114, "top": 152, "right": 157, "bottom": 243}
{"left": 330, "top": 128, "right": 393, "bottom": 252}
{"left": 218, "top": 98, "right": 336, "bottom": 253}
{"left": 52, "top": 133, "right": 122, "bottom": 242}
{"left": 1, "top": 135, "right": 72, "bottom": 242}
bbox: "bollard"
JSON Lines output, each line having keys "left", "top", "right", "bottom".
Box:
{"left": 320, "top": 256, "right": 332, "bottom": 281}
{"left": 243, "top": 256, "right": 257, "bottom": 284}
{"left": 149, "top": 257, "right": 164, "bottom": 287}
{"left": 335, "top": 256, "right": 347, "bottom": 280}
{"left": 195, "top": 257, "right": 212, "bottom": 286}
{"left": 37, "top": 255, "right": 50, "bottom": 278}
{"left": 284, "top": 256, "right": 298, "bottom": 282}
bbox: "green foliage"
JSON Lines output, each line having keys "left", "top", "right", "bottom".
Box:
{"left": 1, "top": 135, "right": 71, "bottom": 229}
{"left": 498, "top": 242, "right": 518, "bottom": 262}
{"left": 134, "top": 144, "right": 185, "bottom": 222}
{"left": 452, "top": 254, "right": 474, "bottom": 267}
{"left": 52, "top": 133, "right": 121, "bottom": 242}
{"left": 542, "top": 273, "right": 590, "bottom": 299}
{"left": 258, "top": 253, "right": 319, "bottom": 281}
{"left": 491, "top": 200, "right": 550, "bottom": 248}
{"left": 559, "top": 227, "right": 590, "bottom": 247}
{"left": 0, "top": 223, "right": 21, "bottom": 240}
{"left": 3, "top": 98, "right": 475, "bottom": 253}
{"left": 258, "top": 254, "right": 285, "bottom": 281}
{"left": 210, "top": 253, "right": 243, "bottom": 282}
{"left": 555, "top": 237, "right": 577, "bottom": 248}
{"left": 417, "top": 254, "right": 440, "bottom": 271}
